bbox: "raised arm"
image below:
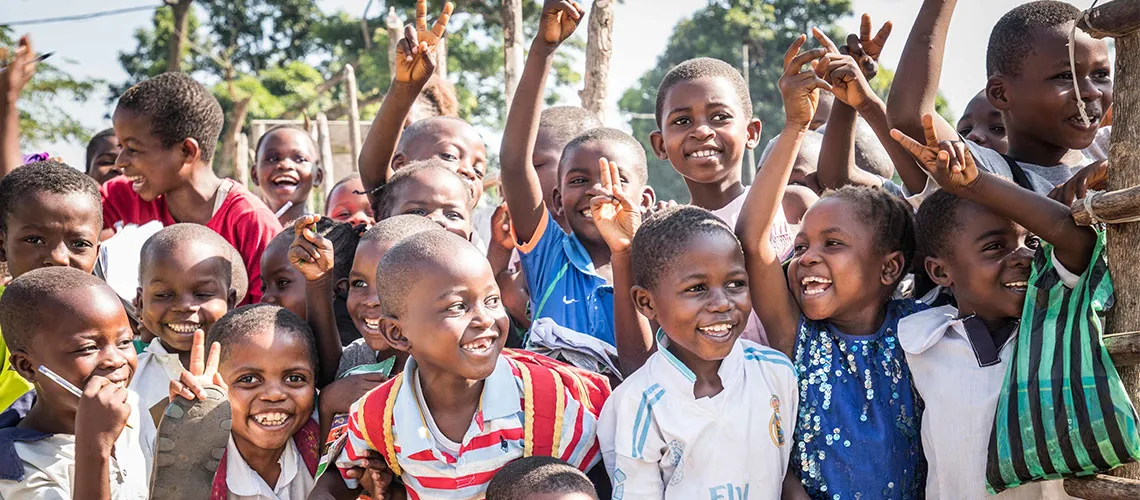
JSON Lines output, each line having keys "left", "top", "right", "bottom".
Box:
{"left": 499, "top": 0, "right": 584, "bottom": 242}
{"left": 739, "top": 33, "right": 829, "bottom": 357}
{"left": 358, "top": 0, "right": 453, "bottom": 205}
{"left": 886, "top": 0, "right": 960, "bottom": 156}
{"left": 288, "top": 215, "right": 342, "bottom": 387}
{"left": 0, "top": 36, "right": 37, "bottom": 178}
{"left": 893, "top": 117, "right": 1096, "bottom": 273}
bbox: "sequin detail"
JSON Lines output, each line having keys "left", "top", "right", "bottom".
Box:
{"left": 791, "top": 299, "right": 928, "bottom": 499}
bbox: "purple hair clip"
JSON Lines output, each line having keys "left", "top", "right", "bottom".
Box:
{"left": 22, "top": 152, "right": 50, "bottom": 165}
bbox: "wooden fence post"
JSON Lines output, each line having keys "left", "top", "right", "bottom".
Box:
{"left": 580, "top": 0, "right": 614, "bottom": 122}
{"left": 502, "top": 0, "right": 524, "bottom": 109}
{"left": 344, "top": 64, "right": 363, "bottom": 173}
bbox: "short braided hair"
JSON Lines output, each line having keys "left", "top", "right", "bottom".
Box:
{"left": 821, "top": 186, "right": 916, "bottom": 275}
{"left": 115, "top": 72, "right": 224, "bottom": 163}
{"left": 0, "top": 161, "right": 102, "bottom": 232}
{"left": 631, "top": 205, "right": 741, "bottom": 291}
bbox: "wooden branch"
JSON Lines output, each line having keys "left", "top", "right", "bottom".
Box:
{"left": 1066, "top": 475, "right": 1140, "bottom": 499}
{"left": 1070, "top": 185, "right": 1140, "bottom": 226}
{"left": 1077, "top": 0, "right": 1140, "bottom": 39}
{"left": 1105, "top": 334, "right": 1140, "bottom": 367}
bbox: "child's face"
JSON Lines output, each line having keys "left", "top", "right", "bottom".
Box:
{"left": 111, "top": 109, "right": 195, "bottom": 202}
{"left": 398, "top": 121, "right": 488, "bottom": 204}
{"left": 636, "top": 232, "right": 750, "bottom": 364}
{"left": 386, "top": 170, "right": 472, "bottom": 240}
{"left": 16, "top": 286, "right": 136, "bottom": 414}
{"left": 326, "top": 177, "right": 374, "bottom": 228}
{"left": 389, "top": 249, "right": 508, "bottom": 381}
{"left": 556, "top": 142, "right": 653, "bottom": 246}
{"left": 88, "top": 136, "right": 124, "bottom": 184}
{"left": 533, "top": 129, "right": 564, "bottom": 214}
{"left": 221, "top": 327, "right": 316, "bottom": 455}
{"left": 348, "top": 240, "right": 387, "bottom": 352}
{"left": 0, "top": 191, "right": 102, "bottom": 279}
{"left": 138, "top": 240, "right": 235, "bottom": 354}
{"left": 789, "top": 197, "right": 899, "bottom": 322}
{"left": 994, "top": 25, "right": 1111, "bottom": 152}
{"left": 957, "top": 92, "right": 1008, "bottom": 154}
{"left": 259, "top": 239, "right": 306, "bottom": 320}
{"left": 652, "top": 77, "right": 760, "bottom": 186}
{"left": 253, "top": 129, "right": 322, "bottom": 212}
{"left": 929, "top": 202, "right": 1035, "bottom": 323}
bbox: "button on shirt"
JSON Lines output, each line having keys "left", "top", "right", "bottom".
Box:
{"left": 598, "top": 332, "right": 799, "bottom": 500}
{"left": 225, "top": 434, "right": 314, "bottom": 500}
{"left": 130, "top": 337, "right": 186, "bottom": 470}
{"left": 516, "top": 211, "right": 614, "bottom": 346}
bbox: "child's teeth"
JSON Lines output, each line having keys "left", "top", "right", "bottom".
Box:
{"left": 363, "top": 318, "right": 380, "bottom": 330}
{"left": 1005, "top": 281, "right": 1028, "bottom": 288}
{"left": 166, "top": 322, "right": 200, "bottom": 334}
{"left": 462, "top": 338, "right": 494, "bottom": 352}
{"left": 254, "top": 412, "right": 289, "bottom": 426}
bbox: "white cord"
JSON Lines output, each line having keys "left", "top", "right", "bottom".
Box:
{"left": 1068, "top": 0, "right": 1102, "bottom": 128}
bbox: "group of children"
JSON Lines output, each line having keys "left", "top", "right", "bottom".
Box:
{"left": 0, "top": 0, "right": 1124, "bottom": 498}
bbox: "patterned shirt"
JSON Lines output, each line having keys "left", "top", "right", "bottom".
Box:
{"left": 791, "top": 299, "right": 929, "bottom": 499}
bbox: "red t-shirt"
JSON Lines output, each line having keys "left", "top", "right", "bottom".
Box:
{"left": 101, "top": 177, "right": 282, "bottom": 304}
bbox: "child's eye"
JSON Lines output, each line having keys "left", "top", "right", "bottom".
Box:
{"left": 438, "top": 152, "right": 459, "bottom": 162}
{"left": 1026, "top": 237, "right": 1041, "bottom": 250}
{"left": 153, "top": 291, "right": 173, "bottom": 300}
{"left": 336, "top": 211, "right": 350, "bottom": 218}
{"left": 957, "top": 126, "right": 973, "bottom": 136}
{"left": 670, "top": 117, "right": 691, "bottom": 126}
{"left": 406, "top": 208, "right": 429, "bottom": 216}
{"left": 726, "top": 280, "right": 747, "bottom": 289}
{"left": 446, "top": 211, "right": 465, "bottom": 221}
{"left": 264, "top": 154, "right": 282, "bottom": 164}
{"left": 473, "top": 167, "right": 486, "bottom": 180}
{"left": 982, "top": 242, "right": 1005, "bottom": 252}
{"left": 568, "top": 177, "right": 588, "bottom": 185}
{"left": 792, "top": 244, "right": 808, "bottom": 256}
{"left": 485, "top": 295, "right": 502, "bottom": 308}
{"left": 351, "top": 279, "right": 367, "bottom": 289}
{"left": 236, "top": 375, "right": 258, "bottom": 385}
{"left": 71, "top": 240, "right": 94, "bottom": 250}
{"left": 446, "top": 302, "right": 467, "bottom": 313}
{"left": 1054, "top": 71, "right": 1074, "bottom": 80}
{"left": 825, "top": 239, "right": 843, "bottom": 247}
{"left": 277, "top": 279, "right": 291, "bottom": 289}
{"left": 1093, "top": 70, "right": 1111, "bottom": 80}
{"left": 712, "top": 112, "right": 731, "bottom": 121}
{"left": 292, "top": 155, "right": 312, "bottom": 165}
{"left": 684, "top": 284, "right": 707, "bottom": 293}
{"left": 194, "top": 291, "right": 217, "bottom": 299}
{"left": 285, "top": 374, "right": 307, "bottom": 384}
{"left": 21, "top": 236, "right": 45, "bottom": 245}
{"left": 991, "top": 126, "right": 1006, "bottom": 135}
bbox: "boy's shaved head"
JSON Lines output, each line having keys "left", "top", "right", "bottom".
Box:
{"left": 486, "top": 456, "right": 598, "bottom": 500}
{"left": 397, "top": 116, "right": 480, "bottom": 151}
{"left": 375, "top": 230, "right": 479, "bottom": 317}
{"left": 115, "top": 72, "right": 225, "bottom": 163}
{"left": 560, "top": 127, "right": 649, "bottom": 184}
{"left": 373, "top": 159, "right": 473, "bottom": 218}
{"left": 539, "top": 106, "right": 603, "bottom": 149}
{"left": 361, "top": 213, "right": 441, "bottom": 245}
{"left": 916, "top": 189, "right": 970, "bottom": 260}
{"left": 631, "top": 205, "right": 739, "bottom": 291}
{"left": 0, "top": 160, "right": 102, "bottom": 232}
{"left": 141, "top": 223, "right": 249, "bottom": 302}
{"left": 207, "top": 303, "right": 318, "bottom": 370}
{"left": 655, "top": 57, "right": 752, "bottom": 128}
{"left": 0, "top": 267, "right": 113, "bottom": 352}
{"left": 986, "top": 1, "right": 1081, "bottom": 77}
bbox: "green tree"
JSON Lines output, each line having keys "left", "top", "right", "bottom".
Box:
{"left": 110, "top": 6, "right": 206, "bottom": 102}
{"left": 1, "top": 28, "right": 101, "bottom": 149}
{"left": 619, "top": 0, "right": 853, "bottom": 202}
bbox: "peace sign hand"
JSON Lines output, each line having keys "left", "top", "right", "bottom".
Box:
{"left": 538, "top": 0, "right": 585, "bottom": 48}
{"left": 779, "top": 31, "right": 832, "bottom": 129}
{"left": 857, "top": 14, "right": 892, "bottom": 67}
{"left": 590, "top": 157, "right": 641, "bottom": 255}
{"left": 395, "top": 0, "right": 454, "bottom": 85}
{"left": 890, "top": 113, "right": 979, "bottom": 193}
{"left": 169, "top": 331, "right": 227, "bottom": 402}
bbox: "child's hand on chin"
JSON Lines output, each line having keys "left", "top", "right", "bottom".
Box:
{"left": 590, "top": 157, "right": 641, "bottom": 255}
{"left": 891, "top": 113, "right": 979, "bottom": 193}
{"left": 75, "top": 375, "right": 132, "bottom": 454}
{"left": 393, "top": 0, "right": 454, "bottom": 86}
{"left": 169, "top": 330, "right": 227, "bottom": 402}
{"left": 778, "top": 32, "right": 832, "bottom": 130}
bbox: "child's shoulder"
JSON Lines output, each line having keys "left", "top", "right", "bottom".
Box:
{"left": 738, "top": 339, "right": 797, "bottom": 378}
{"left": 501, "top": 349, "right": 611, "bottom": 407}
{"left": 215, "top": 180, "right": 282, "bottom": 231}
{"left": 897, "top": 304, "right": 961, "bottom": 355}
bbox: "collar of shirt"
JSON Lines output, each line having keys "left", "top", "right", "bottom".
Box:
{"left": 225, "top": 434, "right": 300, "bottom": 498}
{"left": 898, "top": 305, "right": 1018, "bottom": 358}
{"left": 393, "top": 355, "right": 523, "bottom": 461}
{"left": 653, "top": 329, "right": 744, "bottom": 400}
{"left": 562, "top": 229, "right": 603, "bottom": 278}
{"left": 141, "top": 338, "right": 186, "bottom": 380}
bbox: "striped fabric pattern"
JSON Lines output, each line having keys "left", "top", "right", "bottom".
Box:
{"left": 986, "top": 230, "right": 1140, "bottom": 492}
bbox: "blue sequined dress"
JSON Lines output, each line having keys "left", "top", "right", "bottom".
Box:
{"left": 791, "top": 299, "right": 928, "bottom": 499}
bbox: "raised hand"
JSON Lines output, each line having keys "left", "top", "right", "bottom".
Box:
{"left": 590, "top": 157, "right": 640, "bottom": 254}
{"left": 812, "top": 30, "right": 876, "bottom": 110}
{"left": 854, "top": 14, "right": 892, "bottom": 72}
{"left": 289, "top": 214, "right": 335, "bottom": 282}
{"left": 891, "top": 113, "right": 978, "bottom": 192}
{"left": 1050, "top": 160, "right": 1108, "bottom": 206}
{"left": 778, "top": 33, "right": 832, "bottom": 130}
{"left": 489, "top": 202, "right": 515, "bottom": 251}
{"left": 394, "top": 0, "right": 454, "bottom": 85}
{"left": 0, "top": 35, "right": 37, "bottom": 101}
{"left": 75, "top": 375, "right": 132, "bottom": 455}
{"left": 169, "top": 331, "right": 226, "bottom": 401}
{"left": 538, "top": 0, "right": 585, "bottom": 48}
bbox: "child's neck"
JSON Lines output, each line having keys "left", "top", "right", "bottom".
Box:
{"left": 417, "top": 366, "right": 485, "bottom": 443}
{"left": 1005, "top": 130, "right": 1071, "bottom": 168}
{"left": 582, "top": 239, "right": 613, "bottom": 283}
{"left": 829, "top": 299, "right": 890, "bottom": 337}
{"left": 20, "top": 397, "right": 76, "bottom": 436}
{"left": 667, "top": 344, "right": 725, "bottom": 399}
{"left": 685, "top": 174, "right": 744, "bottom": 212}
{"left": 165, "top": 168, "right": 224, "bottom": 225}
{"left": 233, "top": 435, "right": 288, "bottom": 489}
{"left": 276, "top": 200, "right": 308, "bottom": 225}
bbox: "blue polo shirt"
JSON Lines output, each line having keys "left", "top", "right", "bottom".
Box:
{"left": 517, "top": 211, "right": 614, "bottom": 346}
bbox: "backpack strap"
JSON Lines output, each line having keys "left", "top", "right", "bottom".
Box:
{"left": 358, "top": 372, "right": 404, "bottom": 477}
{"left": 1000, "top": 154, "right": 1036, "bottom": 191}
{"left": 509, "top": 356, "right": 566, "bottom": 459}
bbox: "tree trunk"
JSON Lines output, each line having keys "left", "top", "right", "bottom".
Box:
{"left": 166, "top": 0, "right": 194, "bottom": 73}
{"left": 580, "top": 0, "right": 614, "bottom": 122}
{"left": 345, "top": 64, "right": 363, "bottom": 176}
{"left": 386, "top": 7, "right": 402, "bottom": 78}
{"left": 436, "top": 37, "right": 449, "bottom": 81}
{"left": 502, "top": 0, "right": 524, "bottom": 109}
{"left": 316, "top": 113, "right": 335, "bottom": 201}
{"left": 219, "top": 97, "right": 251, "bottom": 180}
{"left": 235, "top": 132, "right": 250, "bottom": 188}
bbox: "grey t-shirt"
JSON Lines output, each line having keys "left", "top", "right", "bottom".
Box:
{"left": 336, "top": 338, "right": 381, "bottom": 379}
{"left": 966, "top": 141, "right": 1079, "bottom": 195}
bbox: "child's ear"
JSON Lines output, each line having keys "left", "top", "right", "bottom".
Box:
{"left": 334, "top": 277, "right": 349, "bottom": 298}
{"left": 0, "top": 229, "right": 7, "bottom": 263}
{"left": 391, "top": 153, "right": 407, "bottom": 172}
{"left": 649, "top": 130, "right": 669, "bottom": 160}
{"left": 314, "top": 166, "right": 325, "bottom": 188}
{"left": 378, "top": 315, "right": 411, "bottom": 353}
{"left": 745, "top": 118, "right": 764, "bottom": 151}
{"left": 639, "top": 186, "right": 657, "bottom": 211}
{"left": 631, "top": 286, "right": 658, "bottom": 321}
{"left": 249, "top": 164, "right": 261, "bottom": 187}
{"left": 551, "top": 188, "right": 565, "bottom": 218}
{"left": 987, "top": 76, "right": 1011, "bottom": 112}
{"left": 879, "top": 250, "right": 906, "bottom": 287}
{"left": 180, "top": 137, "right": 202, "bottom": 166}
{"left": 133, "top": 288, "right": 143, "bottom": 312}
{"left": 924, "top": 256, "right": 953, "bottom": 288}
{"left": 10, "top": 350, "right": 36, "bottom": 384}
{"left": 227, "top": 289, "right": 238, "bottom": 309}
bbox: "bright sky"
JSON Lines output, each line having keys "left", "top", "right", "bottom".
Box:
{"left": 4, "top": 0, "right": 1053, "bottom": 167}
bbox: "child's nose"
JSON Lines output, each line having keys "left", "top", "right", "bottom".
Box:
{"left": 689, "top": 123, "right": 715, "bottom": 140}
{"left": 706, "top": 289, "right": 733, "bottom": 313}
{"left": 1077, "top": 75, "right": 1105, "bottom": 102}
{"left": 1010, "top": 244, "right": 1035, "bottom": 267}
{"left": 44, "top": 243, "right": 71, "bottom": 267}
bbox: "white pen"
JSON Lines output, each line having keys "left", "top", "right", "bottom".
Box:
{"left": 275, "top": 200, "right": 294, "bottom": 218}
{"left": 37, "top": 365, "right": 133, "bottom": 428}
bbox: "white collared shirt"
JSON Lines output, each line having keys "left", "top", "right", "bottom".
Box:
{"left": 899, "top": 305, "right": 1074, "bottom": 500}
{"left": 224, "top": 435, "right": 314, "bottom": 500}
{"left": 598, "top": 334, "right": 798, "bottom": 500}
{"left": 0, "top": 390, "right": 150, "bottom": 500}
{"left": 128, "top": 338, "right": 186, "bottom": 470}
